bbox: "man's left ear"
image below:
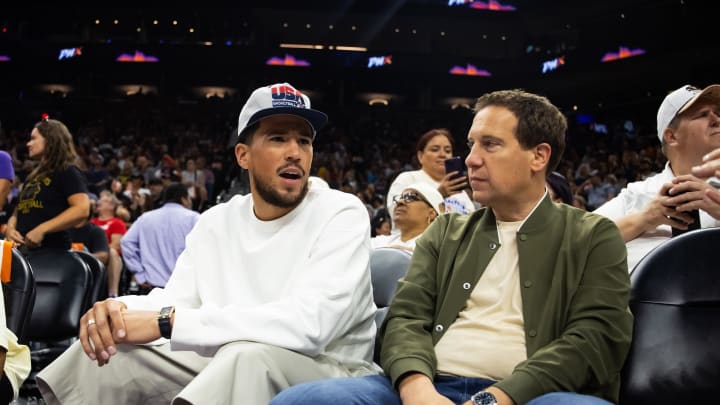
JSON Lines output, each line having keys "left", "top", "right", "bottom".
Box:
{"left": 531, "top": 143, "right": 551, "bottom": 173}
{"left": 235, "top": 143, "right": 249, "bottom": 170}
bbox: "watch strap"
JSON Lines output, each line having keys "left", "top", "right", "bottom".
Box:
{"left": 158, "top": 306, "right": 175, "bottom": 339}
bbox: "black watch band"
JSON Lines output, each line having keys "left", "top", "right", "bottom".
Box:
{"left": 158, "top": 306, "right": 175, "bottom": 339}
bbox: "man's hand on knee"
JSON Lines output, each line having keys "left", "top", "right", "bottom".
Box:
{"left": 79, "top": 299, "right": 127, "bottom": 367}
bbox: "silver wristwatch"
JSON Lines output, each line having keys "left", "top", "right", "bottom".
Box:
{"left": 471, "top": 391, "right": 498, "bottom": 405}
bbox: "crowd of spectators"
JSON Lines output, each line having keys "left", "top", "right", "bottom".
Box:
{"left": 0, "top": 93, "right": 666, "bottom": 233}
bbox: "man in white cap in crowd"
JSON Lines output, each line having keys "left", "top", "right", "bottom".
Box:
{"left": 595, "top": 84, "right": 720, "bottom": 271}
{"left": 37, "top": 82, "right": 379, "bottom": 404}
{"left": 371, "top": 182, "right": 444, "bottom": 252}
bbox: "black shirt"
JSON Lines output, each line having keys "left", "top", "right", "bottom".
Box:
{"left": 16, "top": 165, "right": 88, "bottom": 249}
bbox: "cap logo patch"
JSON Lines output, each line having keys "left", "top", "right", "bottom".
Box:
{"left": 271, "top": 84, "right": 307, "bottom": 108}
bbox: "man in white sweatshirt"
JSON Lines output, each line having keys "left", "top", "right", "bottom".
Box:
{"left": 37, "top": 83, "right": 379, "bottom": 405}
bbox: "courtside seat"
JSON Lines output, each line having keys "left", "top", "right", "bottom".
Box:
{"left": 620, "top": 227, "right": 720, "bottom": 405}
{"left": 369, "top": 247, "right": 412, "bottom": 363}
{"left": 73, "top": 250, "right": 108, "bottom": 307}
{"left": 2, "top": 246, "right": 36, "bottom": 343}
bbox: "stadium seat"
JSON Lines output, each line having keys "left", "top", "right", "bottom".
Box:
{"left": 20, "top": 248, "right": 93, "bottom": 396}
{"left": 2, "top": 245, "right": 36, "bottom": 343}
{"left": 73, "top": 250, "right": 109, "bottom": 307}
{"left": 369, "top": 247, "right": 412, "bottom": 363}
{"left": 620, "top": 227, "right": 720, "bottom": 404}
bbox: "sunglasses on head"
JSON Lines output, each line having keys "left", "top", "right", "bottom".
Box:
{"left": 393, "top": 191, "right": 429, "bottom": 205}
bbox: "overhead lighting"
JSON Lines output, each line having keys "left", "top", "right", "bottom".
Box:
{"left": 280, "top": 43, "right": 324, "bottom": 50}
{"left": 362, "top": 93, "right": 395, "bottom": 105}
{"left": 335, "top": 46, "right": 367, "bottom": 52}
{"left": 277, "top": 43, "right": 365, "bottom": 52}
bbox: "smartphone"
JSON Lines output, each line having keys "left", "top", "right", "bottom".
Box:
{"left": 667, "top": 188, "right": 701, "bottom": 237}
{"left": 671, "top": 209, "right": 701, "bottom": 237}
{"left": 444, "top": 156, "right": 467, "bottom": 180}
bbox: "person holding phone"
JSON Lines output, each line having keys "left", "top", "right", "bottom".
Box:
{"left": 594, "top": 84, "right": 720, "bottom": 271}
{"left": 386, "top": 129, "right": 475, "bottom": 232}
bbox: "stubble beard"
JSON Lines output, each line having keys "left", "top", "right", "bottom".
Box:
{"left": 253, "top": 172, "right": 309, "bottom": 209}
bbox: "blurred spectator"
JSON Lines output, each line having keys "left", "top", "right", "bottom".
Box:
{"left": 371, "top": 208, "right": 391, "bottom": 237}
{"left": 372, "top": 183, "right": 443, "bottom": 252}
{"left": 0, "top": 151, "right": 13, "bottom": 212}
{"left": 0, "top": 151, "right": 13, "bottom": 232}
{"left": 546, "top": 171, "right": 573, "bottom": 205}
{"left": 386, "top": 128, "right": 474, "bottom": 232}
{"left": 181, "top": 158, "right": 207, "bottom": 211}
{"left": 69, "top": 194, "right": 110, "bottom": 268}
{"left": 573, "top": 194, "right": 588, "bottom": 210}
{"left": 85, "top": 152, "right": 111, "bottom": 195}
{"left": 582, "top": 170, "right": 616, "bottom": 211}
{"left": 121, "top": 183, "right": 199, "bottom": 293}
{"left": 91, "top": 191, "right": 126, "bottom": 297}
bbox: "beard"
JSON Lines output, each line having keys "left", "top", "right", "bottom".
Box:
{"left": 252, "top": 172, "right": 309, "bottom": 209}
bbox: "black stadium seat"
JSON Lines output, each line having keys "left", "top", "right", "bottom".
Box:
{"left": 620, "top": 227, "right": 720, "bottom": 404}
{"left": 73, "top": 249, "right": 109, "bottom": 307}
{"left": 2, "top": 246, "right": 36, "bottom": 343}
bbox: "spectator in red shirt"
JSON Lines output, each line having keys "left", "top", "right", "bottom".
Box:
{"left": 91, "top": 191, "right": 126, "bottom": 297}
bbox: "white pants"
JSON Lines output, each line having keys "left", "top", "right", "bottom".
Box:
{"left": 37, "top": 341, "right": 368, "bottom": 405}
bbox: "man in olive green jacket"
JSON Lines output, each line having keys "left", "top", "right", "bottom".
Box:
{"left": 381, "top": 196, "right": 632, "bottom": 404}
{"left": 270, "top": 90, "right": 632, "bottom": 405}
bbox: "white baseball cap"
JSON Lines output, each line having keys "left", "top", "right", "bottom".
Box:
{"left": 404, "top": 183, "right": 445, "bottom": 215}
{"left": 657, "top": 84, "right": 720, "bottom": 142}
{"left": 237, "top": 82, "right": 328, "bottom": 141}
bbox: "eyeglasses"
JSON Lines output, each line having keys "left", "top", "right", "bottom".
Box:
{"left": 393, "top": 191, "right": 429, "bottom": 205}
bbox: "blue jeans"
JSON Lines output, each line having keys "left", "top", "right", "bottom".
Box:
{"left": 270, "top": 374, "right": 614, "bottom": 405}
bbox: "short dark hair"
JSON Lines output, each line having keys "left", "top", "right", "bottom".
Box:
{"left": 546, "top": 171, "right": 573, "bottom": 205}
{"left": 162, "top": 182, "right": 189, "bottom": 205}
{"left": 474, "top": 89, "right": 567, "bottom": 172}
{"left": 371, "top": 209, "right": 391, "bottom": 237}
{"left": 237, "top": 121, "right": 261, "bottom": 145}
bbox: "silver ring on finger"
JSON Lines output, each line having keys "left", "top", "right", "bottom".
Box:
{"left": 87, "top": 318, "right": 97, "bottom": 327}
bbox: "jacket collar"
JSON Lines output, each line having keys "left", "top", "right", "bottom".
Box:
{"left": 476, "top": 192, "right": 555, "bottom": 235}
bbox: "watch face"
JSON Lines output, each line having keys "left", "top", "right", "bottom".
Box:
{"left": 472, "top": 391, "right": 498, "bottom": 405}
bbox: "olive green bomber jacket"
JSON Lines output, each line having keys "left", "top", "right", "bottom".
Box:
{"left": 380, "top": 196, "right": 633, "bottom": 405}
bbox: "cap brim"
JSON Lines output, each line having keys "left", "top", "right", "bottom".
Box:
{"left": 242, "top": 107, "right": 328, "bottom": 138}
{"left": 678, "top": 84, "right": 720, "bottom": 115}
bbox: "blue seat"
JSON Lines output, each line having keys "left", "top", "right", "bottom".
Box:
{"left": 369, "top": 247, "right": 412, "bottom": 363}
{"left": 620, "top": 227, "right": 720, "bottom": 404}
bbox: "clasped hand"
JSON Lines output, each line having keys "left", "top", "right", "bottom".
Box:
{"left": 79, "top": 299, "right": 161, "bottom": 367}
{"left": 666, "top": 175, "right": 720, "bottom": 221}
